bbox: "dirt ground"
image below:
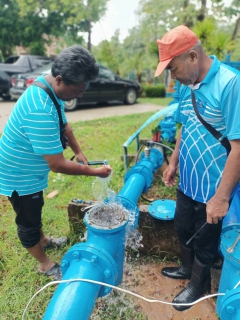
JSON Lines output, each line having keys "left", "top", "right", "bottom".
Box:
{"left": 121, "top": 260, "right": 221, "bottom": 320}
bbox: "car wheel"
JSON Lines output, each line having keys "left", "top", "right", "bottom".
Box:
{"left": 64, "top": 98, "right": 78, "bottom": 111}
{"left": 124, "top": 88, "right": 137, "bottom": 105}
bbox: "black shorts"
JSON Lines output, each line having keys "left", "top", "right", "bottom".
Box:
{"left": 174, "top": 188, "right": 222, "bottom": 264}
{"left": 8, "top": 191, "right": 44, "bottom": 248}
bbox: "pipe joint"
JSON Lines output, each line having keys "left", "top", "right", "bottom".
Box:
{"left": 217, "top": 287, "right": 240, "bottom": 319}
{"left": 124, "top": 165, "right": 153, "bottom": 193}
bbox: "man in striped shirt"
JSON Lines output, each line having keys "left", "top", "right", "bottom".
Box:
{"left": 0, "top": 45, "right": 112, "bottom": 280}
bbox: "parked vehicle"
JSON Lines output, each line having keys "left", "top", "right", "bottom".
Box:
{"left": 0, "top": 55, "right": 54, "bottom": 76}
{"left": 10, "top": 63, "right": 52, "bottom": 101}
{"left": 10, "top": 63, "right": 142, "bottom": 111}
{"left": 0, "top": 70, "right": 12, "bottom": 100}
{"left": 0, "top": 55, "right": 54, "bottom": 100}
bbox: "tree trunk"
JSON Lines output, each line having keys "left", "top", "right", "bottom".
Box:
{"left": 197, "top": 0, "right": 207, "bottom": 21}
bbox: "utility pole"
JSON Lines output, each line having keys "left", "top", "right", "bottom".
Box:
{"left": 83, "top": 0, "right": 92, "bottom": 52}
{"left": 87, "top": 19, "right": 92, "bottom": 52}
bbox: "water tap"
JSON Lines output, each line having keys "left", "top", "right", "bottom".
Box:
{"left": 144, "top": 147, "right": 150, "bottom": 158}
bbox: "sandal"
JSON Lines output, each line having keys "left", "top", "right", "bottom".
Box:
{"left": 44, "top": 236, "right": 70, "bottom": 251}
{"left": 38, "top": 263, "right": 62, "bottom": 281}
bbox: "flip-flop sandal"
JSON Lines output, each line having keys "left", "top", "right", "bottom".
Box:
{"left": 38, "top": 263, "right": 62, "bottom": 281}
{"left": 44, "top": 236, "right": 70, "bottom": 251}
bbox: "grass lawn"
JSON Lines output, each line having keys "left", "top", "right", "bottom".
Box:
{"left": 0, "top": 97, "right": 177, "bottom": 319}
{"left": 138, "top": 97, "right": 173, "bottom": 106}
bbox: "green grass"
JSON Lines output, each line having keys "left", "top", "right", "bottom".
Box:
{"left": 0, "top": 100, "right": 177, "bottom": 320}
{"left": 138, "top": 96, "right": 173, "bottom": 106}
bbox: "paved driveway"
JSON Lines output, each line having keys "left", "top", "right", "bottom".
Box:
{"left": 0, "top": 100, "right": 163, "bottom": 133}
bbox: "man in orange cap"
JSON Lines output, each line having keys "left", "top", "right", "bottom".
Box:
{"left": 155, "top": 25, "right": 240, "bottom": 311}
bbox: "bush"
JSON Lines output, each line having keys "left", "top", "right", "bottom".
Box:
{"left": 141, "top": 84, "right": 165, "bottom": 98}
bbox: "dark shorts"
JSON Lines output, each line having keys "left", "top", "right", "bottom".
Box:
{"left": 174, "top": 188, "right": 222, "bottom": 264}
{"left": 8, "top": 191, "right": 44, "bottom": 248}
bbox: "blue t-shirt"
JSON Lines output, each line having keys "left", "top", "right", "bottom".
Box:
{"left": 0, "top": 75, "right": 67, "bottom": 196}
{"left": 176, "top": 56, "right": 240, "bottom": 203}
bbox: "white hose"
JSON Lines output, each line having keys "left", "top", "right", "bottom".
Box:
{"left": 22, "top": 278, "right": 226, "bottom": 320}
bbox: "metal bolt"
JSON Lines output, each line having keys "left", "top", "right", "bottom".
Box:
{"left": 90, "top": 255, "right": 98, "bottom": 263}
{"left": 61, "top": 260, "right": 69, "bottom": 268}
{"left": 104, "top": 269, "right": 112, "bottom": 278}
{"left": 227, "top": 306, "right": 235, "bottom": 314}
{"left": 72, "top": 251, "right": 80, "bottom": 259}
{"left": 227, "top": 235, "right": 240, "bottom": 253}
{"left": 224, "top": 234, "right": 231, "bottom": 238}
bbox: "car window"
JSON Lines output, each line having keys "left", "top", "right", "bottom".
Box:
{"left": 4, "top": 56, "right": 20, "bottom": 64}
{"left": 98, "top": 68, "right": 115, "bottom": 81}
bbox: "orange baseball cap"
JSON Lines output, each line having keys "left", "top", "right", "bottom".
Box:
{"left": 155, "top": 25, "right": 198, "bottom": 77}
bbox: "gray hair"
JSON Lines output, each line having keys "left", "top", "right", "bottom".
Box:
{"left": 180, "top": 40, "right": 203, "bottom": 59}
{"left": 51, "top": 45, "right": 99, "bottom": 85}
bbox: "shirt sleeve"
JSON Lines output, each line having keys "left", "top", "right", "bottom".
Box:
{"left": 222, "top": 76, "right": 240, "bottom": 141}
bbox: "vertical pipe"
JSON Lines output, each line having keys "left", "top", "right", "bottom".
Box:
{"left": 216, "top": 189, "right": 240, "bottom": 319}
{"left": 43, "top": 258, "right": 102, "bottom": 320}
{"left": 43, "top": 212, "right": 128, "bottom": 320}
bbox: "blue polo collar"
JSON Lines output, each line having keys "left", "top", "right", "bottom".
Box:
{"left": 188, "top": 55, "right": 220, "bottom": 90}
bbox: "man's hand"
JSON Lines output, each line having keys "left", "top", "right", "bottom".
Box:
{"left": 163, "top": 164, "right": 178, "bottom": 187}
{"left": 95, "top": 165, "right": 112, "bottom": 178}
{"left": 206, "top": 195, "right": 229, "bottom": 224}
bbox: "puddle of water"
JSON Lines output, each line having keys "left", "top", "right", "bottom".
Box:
{"left": 92, "top": 260, "right": 218, "bottom": 320}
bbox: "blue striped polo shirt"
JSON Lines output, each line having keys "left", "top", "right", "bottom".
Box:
{"left": 176, "top": 56, "right": 240, "bottom": 203}
{"left": 0, "top": 75, "right": 66, "bottom": 196}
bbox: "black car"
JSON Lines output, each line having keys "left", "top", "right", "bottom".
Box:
{"left": 0, "top": 69, "right": 12, "bottom": 100}
{"left": 10, "top": 63, "right": 142, "bottom": 111}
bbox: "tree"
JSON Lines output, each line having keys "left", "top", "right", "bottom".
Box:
{"left": 80, "top": 0, "right": 110, "bottom": 52}
{"left": 0, "top": 0, "right": 23, "bottom": 57}
{"left": 0, "top": 0, "right": 109, "bottom": 56}
{"left": 193, "top": 18, "right": 235, "bottom": 59}
{"left": 92, "top": 30, "right": 123, "bottom": 73}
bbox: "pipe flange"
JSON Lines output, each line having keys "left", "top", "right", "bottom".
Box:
{"left": 148, "top": 199, "right": 176, "bottom": 220}
{"left": 217, "top": 287, "right": 240, "bottom": 319}
{"left": 124, "top": 165, "right": 153, "bottom": 193}
{"left": 84, "top": 204, "right": 128, "bottom": 231}
{"left": 61, "top": 243, "right": 118, "bottom": 297}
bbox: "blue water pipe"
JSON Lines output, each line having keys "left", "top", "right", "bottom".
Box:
{"left": 117, "top": 146, "right": 164, "bottom": 228}
{"left": 43, "top": 145, "right": 164, "bottom": 320}
{"left": 158, "top": 113, "right": 177, "bottom": 143}
{"left": 216, "top": 187, "right": 240, "bottom": 319}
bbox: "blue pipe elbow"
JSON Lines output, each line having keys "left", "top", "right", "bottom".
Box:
{"left": 43, "top": 208, "right": 128, "bottom": 320}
